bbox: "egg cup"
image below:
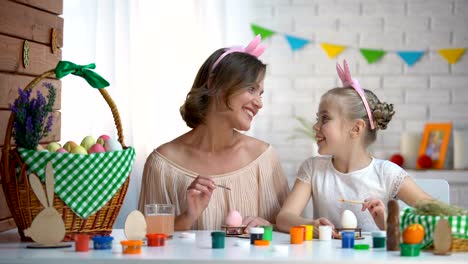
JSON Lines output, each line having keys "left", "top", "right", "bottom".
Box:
{"left": 334, "top": 228, "right": 364, "bottom": 240}
{"left": 221, "top": 225, "right": 247, "bottom": 236}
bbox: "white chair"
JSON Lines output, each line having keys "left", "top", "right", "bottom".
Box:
{"left": 399, "top": 178, "right": 450, "bottom": 209}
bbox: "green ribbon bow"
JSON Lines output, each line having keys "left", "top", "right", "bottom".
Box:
{"left": 55, "top": 61, "right": 110, "bottom": 89}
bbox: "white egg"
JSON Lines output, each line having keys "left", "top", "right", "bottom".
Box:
{"left": 341, "top": 210, "right": 358, "bottom": 229}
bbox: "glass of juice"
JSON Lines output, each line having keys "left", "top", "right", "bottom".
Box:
{"left": 144, "top": 204, "right": 175, "bottom": 237}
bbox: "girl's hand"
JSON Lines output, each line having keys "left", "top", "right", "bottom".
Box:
{"left": 313, "top": 217, "right": 338, "bottom": 238}
{"left": 242, "top": 217, "right": 271, "bottom": 233}
{"left": 362, "top": 197, "right": 386, "bottom": 230}
{"left": 185, "top": 175, "right": 216, "bottom": 222}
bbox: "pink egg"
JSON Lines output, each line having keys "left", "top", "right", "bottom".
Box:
{"left": 88, "top": 143, "right": 106, "bottom": 154}
{"left": 56, "top": 148, "right": 68, "bottom": 153}
{"left": 225, "top": 210, "right": 243, "bottom": 226}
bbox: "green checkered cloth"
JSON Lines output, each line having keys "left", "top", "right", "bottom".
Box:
{"left": 18, "top": 147, "right": 135, "bottom": 219}
{"left": 401, "top": 207, "right": 468, "bottom": 248}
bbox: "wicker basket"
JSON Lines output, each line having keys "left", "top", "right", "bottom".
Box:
{"left": 401, "top": 208, "right": 468, "bottom": 252}
{"left": 1, "top": 69, "right": 131, "bottom": 241}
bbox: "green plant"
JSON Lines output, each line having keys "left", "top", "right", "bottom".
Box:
{"left": 289, "top": 116, "right": 315, "bottom": 141}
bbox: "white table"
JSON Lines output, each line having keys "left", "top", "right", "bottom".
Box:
{"left": 0, "top": 229, "right": 466, "bottom": 263}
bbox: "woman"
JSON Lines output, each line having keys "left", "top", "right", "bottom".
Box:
{"left": 138, "top": 36, "right": 289, "bottom": 231}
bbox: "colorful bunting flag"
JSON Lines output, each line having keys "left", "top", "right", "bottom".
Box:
{"left": 320, "top": 43, "right": 347, "bottom": 58}
{"left": 360, "top": 49, "right": 386, "bottom": 64}
{"left": 250, "top": 24, "right": 275, "bottom": 39}
{"left": 437, "top": 48, "right": 466, "bottom": 64}
{"left": 397, "top": 51, "right": 425, "bottom": 66}
{"left": 285, "top": 35, "right": 310, "bottom": 51}
{"left": 249, "top": 23, "right": 467, "bottom": 66}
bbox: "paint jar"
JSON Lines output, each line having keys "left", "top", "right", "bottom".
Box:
{"left": 211, "top": 231, "right": 226, "bottom": 249}
{"left": 354, "top": 244, "right": 370, "bottom": 250}
{"left": 372, "top": 231, "right": 387, "bottom": 248}
{"left": 249, "top": 227, "right": 264, "bottom": 245}
{"left": 290, "top": 226, "right": 304, "bottom": 244}
{"left": 75, "top": 234, "right": 89, "bottom": 252}
{"left": 318, "top": 226, "right": 332, "bottom": 241}
{"left": 146, "top": 233, "right": 167, "bottom": 247}
{"left": 341, "top": 231, "right": 355, "bottom": 248}
{"left": 301, "top": 225, "right": 313, "bottom": 240}
{"left": 254, "top": 240, "right": 270, "bottom": 246}
{"left": 92, "top": 236, "right": 114, "bottom": 250}
{"left": 261, "top": 225, "right": 273, "bottom": 241}
{"left": 400, "top": 243, "right": 421, "bottom": 257}
{"left": 121, "top": 240, "right": 143, "bottom": 254}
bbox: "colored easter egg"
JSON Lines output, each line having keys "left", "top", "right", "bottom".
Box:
{"left": 80, "top": 136, "right": 96, "bottom": 151}
{"left": 63, "top": 141, "right": 78, "bottom": 152}
{"left": 104, "top": 138, "right": 123, "bottom": 152}
{"left": 88, "top": 143, "right": 106, "bottom": 154}
{"left": 71, "top": 145, "right": 88, "bottom": 155}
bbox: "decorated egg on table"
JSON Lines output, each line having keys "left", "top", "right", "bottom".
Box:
{"left": 341, "top": 210, "right": 357, "bottom": 229}
{"left": 105, "top": 138, "right": 123, "bottom": 152}
{"left": 225, "top": 210, "right": 243, "bottom": 226}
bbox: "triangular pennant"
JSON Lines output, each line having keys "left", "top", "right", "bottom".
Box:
{"left": 320, "top": 43, "right": 347, "bottom": 58}
{"left": 437, "top": 48, "right": 466, "bottom": 64}
{"left": 360, "top": 48, "right": 386, "bottom": 64}
{"left": 397, "top": 51, "right": 425, "bottom": 66}
{"left": 250, "top": 24, "right": 275, "bottom": 39}
{"left": 285, "top": 35, "right": 310, "bottom": 51}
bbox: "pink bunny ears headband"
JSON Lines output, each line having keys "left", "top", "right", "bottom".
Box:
{"left": 336, "top": 60, "right": 375, "bottom": 130}
{"left": 211, "top": 34, "right": 266, "bottom": 71}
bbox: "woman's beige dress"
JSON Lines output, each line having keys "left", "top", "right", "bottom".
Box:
{"left": 138, "top": 145, "right": 290, "bottom": 230}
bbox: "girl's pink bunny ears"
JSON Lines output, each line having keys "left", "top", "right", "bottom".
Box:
{"left": 336, "top": 60, "right": 375, "bottom": 130}
{"left": 211, "top": 34, "right": 266, "bottom": 71}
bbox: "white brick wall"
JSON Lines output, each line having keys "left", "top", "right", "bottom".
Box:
{"left": 246, "top": 0, "right": 468, "bottom": 181}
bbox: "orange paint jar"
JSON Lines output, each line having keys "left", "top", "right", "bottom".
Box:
{"left": 290, "top": 226, "right": 304, "bottom": 244}
{"left": 121, "top": 240, "right": 143, "bottom": 254}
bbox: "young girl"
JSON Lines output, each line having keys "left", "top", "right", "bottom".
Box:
{"left": 276, "top": 60, "right": 431, "bottom": 235}
{"left": 138, "top": 35, "right": 289, "bottom": 231}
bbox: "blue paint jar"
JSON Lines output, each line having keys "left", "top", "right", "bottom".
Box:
{"left": 92, "top": 236, "right": 114, "bottom": 250}
{"left": 341, "top": 232, "right": 355, "bottom": 248}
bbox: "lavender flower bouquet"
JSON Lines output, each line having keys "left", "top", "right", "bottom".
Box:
{"left": 10, "top": 83, "right": 56, "bottom": 150}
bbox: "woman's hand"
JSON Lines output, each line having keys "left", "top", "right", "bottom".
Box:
{"left": 312, "top": 217, "right": 337, "bottom": 238}
{"left": 362, "top": 197, "right": 386, "bottom": 230}
{"left": 185, "top": 175, "right": 216, "bottom": 223}
{"left": 242, "top": 216, "right": 271, "bottom": 233}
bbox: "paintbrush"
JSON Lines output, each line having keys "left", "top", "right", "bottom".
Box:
{"left": 339, "top": 198, "right": 365, "bottom": 204}
{"left": 187, "top": 175, "right": 231, "bottom": 191}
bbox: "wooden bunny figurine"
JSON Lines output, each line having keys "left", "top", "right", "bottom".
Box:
{"left": 24, "top": 162, "right": 66, "bottom": 246}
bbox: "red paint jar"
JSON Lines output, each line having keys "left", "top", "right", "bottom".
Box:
{"left": 75, "top": 234, "right": 90, "bottom": 252}
{"left": 146, "top": 233, "right": 167, "bottom": 247}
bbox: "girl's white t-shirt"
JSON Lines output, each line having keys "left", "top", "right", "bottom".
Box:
{"left": 296, "top": 156, "right": 408, "bottom": 231}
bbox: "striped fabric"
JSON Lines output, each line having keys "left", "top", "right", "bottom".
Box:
{"left": 401, "top": 207, "right": 468, "bottom": 248}
{"left": 18, "top": 147, "right": 136, "bottom": 219}
{"left": 138, "top": 145, "right": 290, "bottom": 230}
